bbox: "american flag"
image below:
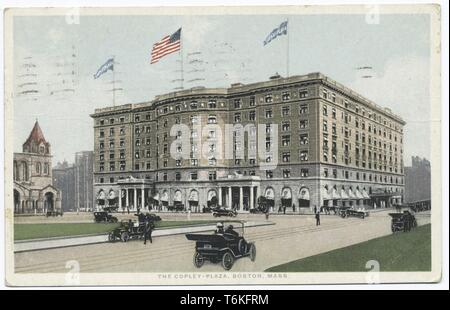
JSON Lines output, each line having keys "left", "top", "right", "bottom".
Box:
{"left": 151, "top": 28, "right": 182, "bottom": 64}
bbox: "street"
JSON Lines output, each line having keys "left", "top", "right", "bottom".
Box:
{"left": 15, "top": 210, "right": 431, "bottom": 273}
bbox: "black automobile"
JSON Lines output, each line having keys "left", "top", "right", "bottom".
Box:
{"left": 46, "top": 210, "right": 63, "bottom": 217}
{"left": 108, "top": 213, "right": 156, "bottom": 242}
{"left": 185, "top": 221, "right": 256, "bottom": 270}
{"left": 103, "top": 206, "right": 119, "bottom": 213}
{"left": 212, "top": 207, "right": 237, "bottom": 217}
{"left": 389, "top": 211, "right": 417, "bottom": 233}
{"left": 339, "top": 207, "right": 367, "bottom": 219}
{"left": 93, "top": 211, "right": 118, "bottom": 223}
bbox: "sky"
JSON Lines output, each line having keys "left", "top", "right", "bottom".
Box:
{"left": 12, "top": 12, "right": 431, "bottom": 166}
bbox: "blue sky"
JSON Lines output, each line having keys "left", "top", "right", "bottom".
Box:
{"left": 12, "top": 13, "right": 431, "bottom": 165}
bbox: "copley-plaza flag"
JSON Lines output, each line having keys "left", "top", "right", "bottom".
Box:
{"left": 151, "top": 28, "right": 182, "bottom": 64}
{"left": 93, "top": 58, "right": 114, "bottom": 79}
{"left": 263, "top": 21, "right": 288, "bottom": 46}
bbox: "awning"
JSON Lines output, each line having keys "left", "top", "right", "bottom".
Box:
{"left": 265, "top": 188, "right": 275, "bottom": 200}
{"left": 355, "top": 189, "right": 364, "bottom": 199}
{"left": 330, "top": 188, "right": 341, "bottom": 199}
{"left": 322, "top": 187, "right": 331, "bottom": 200}
{"left": 281, "top": 188, "right": 292, "bottom": 199}
{"left": 108, "top": 191, "right": 116, "bottom": 200}
{"left": 299, "top": 188, "right": 310, "bottom": 200}
{"left": 174, "top": 190, "right": 182, "bottom": 202}
{"left": 340, "top": 189, "right": 349, "bottom": 199}
{"left": 161, "top": 191, "right": 169, "bottom": 202}
{"left": 362, "top": 189, "right": 371, "bottom": 199}
{"left": 153, "top": 193, "right": 160, "bottom": 201}
{"left": 97, "top": 191, "right": 106, "bottom": 200}
{"left": 188, "top": 190, "right": 199, "bottom": 202}
{"left": 347, "top": 189, "right": 356, "bottom": 199}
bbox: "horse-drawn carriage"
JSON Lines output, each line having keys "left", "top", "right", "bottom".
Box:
{"left": 185, "top": 221, "right": 256, "bottom": 270}
{"left": 93, "top": 211, "right": 118, "bottom": 223}
{"left": 389, "top": 211, "right": 417, "bottom": 233}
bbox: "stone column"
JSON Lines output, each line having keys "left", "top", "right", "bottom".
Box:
{"left": 133, "top": 188, "right": 137, "bottom": 211}
{"left": 125, "top": 188, "right": 129, "bottom": 209}
{"left": 228, "top": 187, "right": 232, "bottom": 208}
{"left": 218, "top": 187, "right": 222, "bottom": 206}
{"left": 119, "top": 189, "right": 122, "bottom": 210}
{"left": 250, "top": 186, "right": 254, "bottom": 209}
{"left": 141, "top": 188, "right": 145, "bottom": 210}
{"left": 239, "top": 187, "right": 244, "bottom": 211}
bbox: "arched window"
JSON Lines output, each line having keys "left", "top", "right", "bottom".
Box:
{"left": 21, "top": 161, "right": 28, "bottom": 181}
{"left": 14, "top": 161, "right": 18, "bottom": 181}
{"left": 36, "top": 162, "right": 42, "bottom": 175}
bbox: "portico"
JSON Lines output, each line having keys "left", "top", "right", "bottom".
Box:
{"left": 116, "top": 177, "right": 154, "bottom": 212}
{"left": 216, "top": 175, "right": 261, "bottom": 212}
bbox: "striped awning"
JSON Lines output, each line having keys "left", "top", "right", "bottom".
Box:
{"left": 322, "top": 187, "right": 331, "bottom": 200}
{"left": 355, "top": 189, "right": 364, "bottom": 199}
{"left": 347, "top": 189, "right": 356, "bottom": 199}
{"left": 330, "top": 188, "right": 341, "bottom": 199}
{"left": 362, "top": 189, "right": 371, "bottom": 199}
{"left": 340, "top": 189, "right": 349, "bottom": 199}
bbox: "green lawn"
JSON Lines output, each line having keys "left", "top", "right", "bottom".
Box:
{"left": 266, "top": 224, "right": 431, "bottom": 272}
{"left": 14, "top": 220, "right": 216, "bottom": 241}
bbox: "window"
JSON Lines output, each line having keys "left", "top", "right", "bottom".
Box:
{"left": 265, "top": 94, "right": 273, "bottom": 103}
{"left": 300, "top": 169, "right": 309, "bottom": 177}
{"left": 300, "top": 150, "right": 309, "bottom": 161}
{"left": 300, "top": 120, "right": 308, "bottom": 129}
{"left": 190, "top": 101, "right": 198, "bottom": 109}
{"left": 135, "top": 151, "right": 140, "bottom": 159}
{"left": 249, "top": 110, "right": 256, "bottom": 121}
{"left": 109, "top": 162, "right": 115, "bottom": 171}
{"left": 266, "top": 170, "right": 273, "bottom": 179}
{"left": 208, "top": 100, "right": 217, "bottom": 108}
{"left": 119, "top": 127, "right": 125, "bottom": 135}
{"left": 176, "top": 159, "right": 181, "bottom": 167}
{"left": 190, "top": 172, "right": 198, "bottom": 180}
{"left": 135, "top": 139, "right": 141, "bottom": 147}
{"left": 322, "top": 89, "right": 328, "bottom": 99}
{"left": 109, "top": 141, "right": 115, "bottom": 148}
{"left": 332, "top": 108, "right": 336, "bottom": 119}
{"left": 250, "top": 96, "right": 256, "bottom": 106}
{"left": 191, "top": 159, "right": 198, "bottom": 166}
{"left": 299, "top": 90, "right": 308, "bottom": 98}
{"left": 99, "top": 119, "right": 105, "bottom": 125}
{"left": 282, "top": 152, "right": 290, "bottom": 162}
{"left": 234, "top": 99, "right": 242, "bottom": 108}
{"left": 99, "top": 130, "right": 105, "bottom": 138}
{"left": 332, "top": 169, "right": 337, "bottom": 178}
{"left": 207, "top": 115, "right": 217, "bottom": 124}
{"left": 282, "top": 121, "right": 290, "bottom": 131}
{"left": 234, "top": 113, "right": 241, "bottom": 123}
{"left": 282, "top": 135, "right": 290, "bottom": 147}
{"left": 323, "top": 120, "right": 328, "bottom": 132}
{"left": 331, "top": 93, "right": 336, "bottom": 103}
{"left": 282, "top": 106, "right": 290, "bottom": 116}
{"left": 265, "top": 109, "right": 273, "bottom": 118}
{"left": 300, "top": 134, "right": 308, "bottom": 145}
{"left": 175, "top": 172, "right": 181, "bottom": 181}
{"left": 299, "top": 104, "right": 308, "bottom": 114}
{"left": 135, "top": 115, "right": 140, "bottom": 122}
{"left": 324, "top": 168, "right": 329, "bottom": 178}
{"left": 208, "top": 171, "right": 217, "bottom": 180}
{"left": 120, "top": 117, "right": 125, "bottom": 123}
{"left": 145, "top": 114, "right": 151, "bottom": 121}
{"left": 283, "top": 169, "right": 291, "bottom": 178}
{"left": 323, "top": 105, "right": 328, "bottom": 116}
{"left": 175, "top": 105, "right": 181, "bottom": 112}
{"left": 282, "top": 92, "right": 290, "bottom": 101}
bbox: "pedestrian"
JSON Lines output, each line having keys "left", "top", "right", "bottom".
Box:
{"left": 313, "top": 205, "right": 317, "bottom": 214}
{"left": 265, "top": 210, "right": 270, "bottom": 221}
{"left": 143, "top": 215, "right": 154, "bottom": 245}
{"left": 315, "top": 209, "right": 321, "bottom": 226}
{"left": 292, "top": 203, "right": 296, "bottom": 213}
{"left": 127, "top": 205, "right": 130, "bottom": 214}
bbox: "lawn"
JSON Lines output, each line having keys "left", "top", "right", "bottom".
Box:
{"left": 14, "top": 220, "right": 216, "bottom": 241}
{"left": 266, "top": 224, "right": 431, "bottom": 272}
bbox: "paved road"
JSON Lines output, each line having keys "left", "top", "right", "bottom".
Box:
{"left": 15, "top": 211, "right": 430, "bottom": 273}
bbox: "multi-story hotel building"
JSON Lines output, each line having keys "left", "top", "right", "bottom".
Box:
{"left": 91, "top": 72, "right": 405, "bottom": 213}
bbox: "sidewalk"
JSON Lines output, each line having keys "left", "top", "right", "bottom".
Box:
{"left": 14, "top": 220, "right": 274, "bottom": 253}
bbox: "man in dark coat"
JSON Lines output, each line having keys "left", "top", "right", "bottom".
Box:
{"left": 143, "top": 215, "right": 154, "bottom": 245}
{"left": 315, "top": 209, "right": 321, "bottom": 226}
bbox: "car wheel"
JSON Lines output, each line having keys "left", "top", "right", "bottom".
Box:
{"left": 222, "top": 251, "right": 234, "bottom": 271}
{"left": 238, "top": 239, "right": 247, "bottom": 254}
{"left": 249, "top": 243, "right": 256, "bottom": 262}
{"left": 193, "top": 252, "right": 204, "bottom": 268}
{"left": 121, "top": 232, "right": 130, "bottom": 243}
{"left": 108, "top": 232, "right": 116, "bottom": 242}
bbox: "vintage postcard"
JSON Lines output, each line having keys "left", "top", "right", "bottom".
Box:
{"left": 3, "top": 4, "right": 442, "bottom": 287}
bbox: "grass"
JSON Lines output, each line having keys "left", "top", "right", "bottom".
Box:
{"left": 14, "top": 220, "right": 216, "bottom": 241}
{"left": 266, "top": 224, "right": 431, "bottom": 272}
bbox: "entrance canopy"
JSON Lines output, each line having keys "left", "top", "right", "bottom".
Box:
{"left": 265, "top": 188, "right": 275, "bottom": 200}
{"left": 161, "top": 191, "right": 169, "bottom": 202}
{"left": 299, "top": 187, "right": 310, "bottom": 200}
{"left": 189, "top": 190, "right": 199, "bottom": 202}
{"left": 281, "top": 188, "right": 292, "bottom": 199}
{"left": 174, "top": 190, "right": 182, "bottom": 202}
{"left": 207, "top": 190, "right": 217, "bottom": 201}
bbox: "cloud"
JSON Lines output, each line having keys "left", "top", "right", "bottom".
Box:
{"left": 348, "top": 54, "right": 431, "bottom": 165}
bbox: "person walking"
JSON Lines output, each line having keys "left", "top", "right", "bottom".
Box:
{"left": 143, "top": 215, "right": 154, "bottom": 245}
{"left": 315, "top": 208, "right": 321, "bottom": 226}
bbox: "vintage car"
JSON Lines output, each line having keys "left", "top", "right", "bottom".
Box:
{"left": 46, "top": 210, "right": 63, "bottom": 217}
{"left": 389, "top": 211, "right": 417, "bottom": 233}
{"left": 212, "top": 207, "right": 237, "bottom": 217}
{"left": 185, "top": 221, "right": 256, "bottom": 270}
{"left": 103, "top": 206, "right": 119, "bottom": 213}
{"left": 108, "top": 213, "right": 156, "bottom": 242}
{"left": 93, "top": 211, "right": 118, "bottom": 223}
{"left": 339, "top": 207, "right": 368, "bottom": 219}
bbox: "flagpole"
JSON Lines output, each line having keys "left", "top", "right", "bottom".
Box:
{"left": 112, "top": 55, "right": 116, "bottom": 106}
{"left": 180, "top": 28, "right": 184, "bottom": 90}
{"left": 286, "top": 18, "right": 289, "bottom": 78}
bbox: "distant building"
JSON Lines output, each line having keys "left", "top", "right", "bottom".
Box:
{"left": 404, "top": 156, "right": 431, "bottom": 203}
{"left": 52, "top": 151, "right": 94, "bottom": 212}
{"left": 13, "top": 121, "right": 62, "bottom": 213}
{"left": 52, "top": 161, "right": 76, "bottom": 212}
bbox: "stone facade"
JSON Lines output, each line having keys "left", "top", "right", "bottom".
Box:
{"left": 13, "top": 121, "right": 62, "bottom": 213}
{"left": 91, "top": 72, "right": 405, "bottom": 213}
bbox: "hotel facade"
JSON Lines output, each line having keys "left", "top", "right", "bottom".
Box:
{"left": 91, "top": 72, "right": 405, "bottom": 213}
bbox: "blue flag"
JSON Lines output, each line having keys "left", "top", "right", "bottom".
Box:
{"left": 263, "top": 21, "right": 288, "bottom": 46}
{"left": 94, "top": 58, "right": 114, "bottom": 79}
